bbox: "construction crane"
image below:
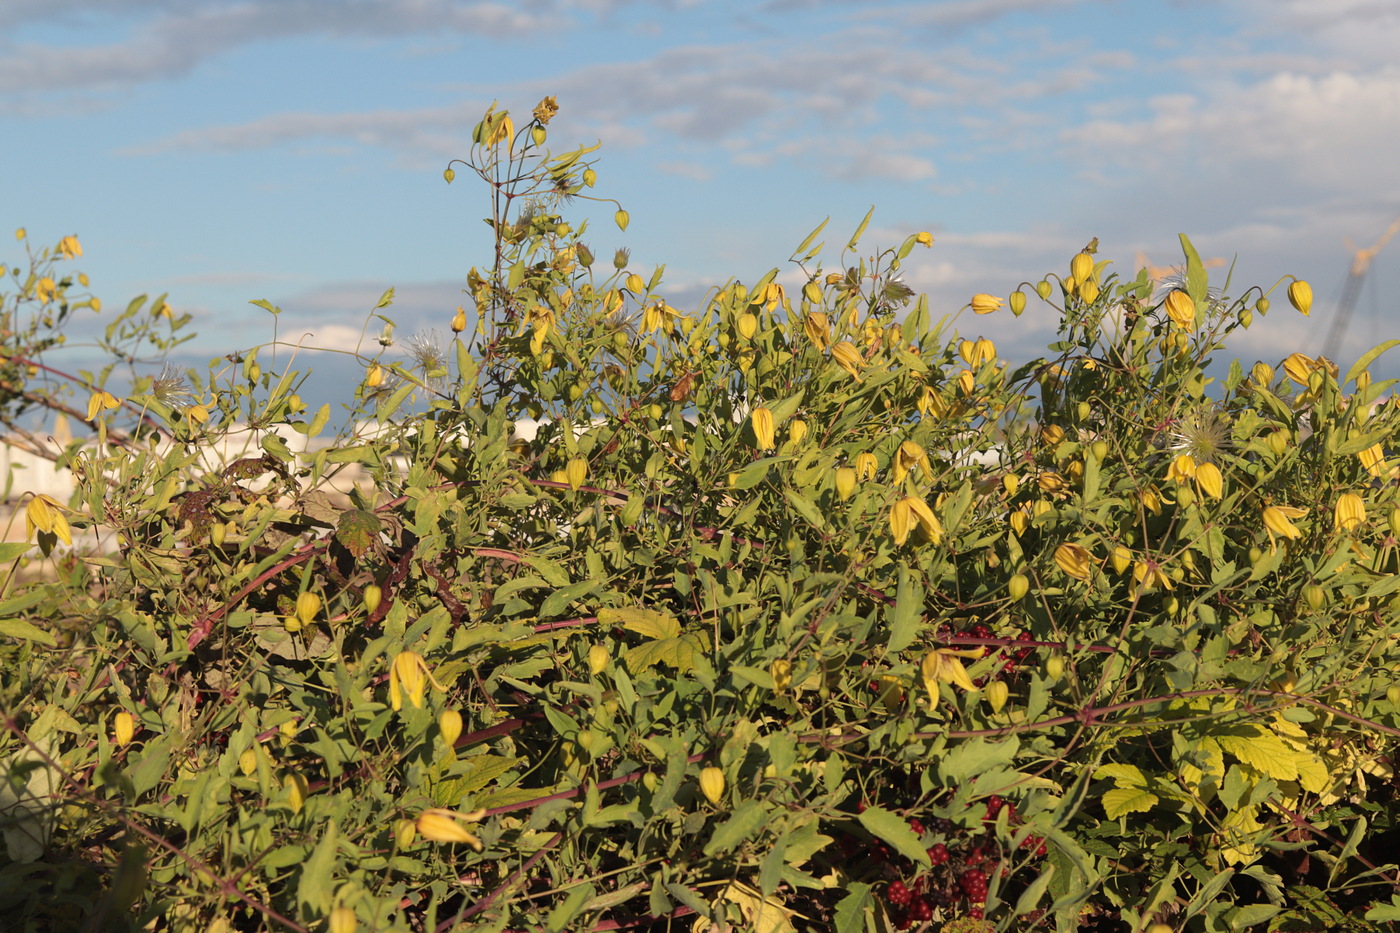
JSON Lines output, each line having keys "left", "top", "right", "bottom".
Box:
{"left": 1134, "top": 251, "right": 1226, "bottom": 283}
{"left": 1321, "top": 213, "right": 1400, "bottom": 361}
{"left": 1323, "top": 216, "right": 1400, "bottom": 358}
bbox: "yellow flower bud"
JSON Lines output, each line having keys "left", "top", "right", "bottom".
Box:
{"left": 1008, "top": 574, "right": 1029, "bottom": 601}
{"left": 114, "top": 711, "right": 135, "bottom": 747}
{"left": 1070, "top": 251, "right": 1094, "bottom": 284}
{"left": 614, "top": 209, "right": 630, "bottom": 232}
{"left": 439, "top": 709, "right": 463, "bottom": 748}
{"left": 970, "top": 293, "right": 1002, "bottom": 314}
{"left": 239, "top": 747, "right": 258, "bottom": 776}
{"left": 1079, "top": 279, "right": 1100, "bottom": 304}
{"left": 1008, "top": 290, "right": 1026, "bottom": 316}
{"left": 1045, "top": 655, "right": 1065, "bottom": 681}
{"left": 588, "top": 644, "right": 610, "bottom": 676}
{"left": 699, "top": 766, "right": 726, "bottom": 805}
{"left": 769, "top": 659, "right": 792, "bottom": 693}
{"left": 1288, "top": 279, "right": 1312, "bottom": 315}
{"left": 1035, "top": 280, "right": 1053, "bottom": 301}
{"left": 329, "top": 907, "right": 358, "bottom": 933}
{"left": 1110, "top": 545, "right": 1132, "bottom": 574}
{"left": 451, "top": 306, "right": 467, "bottom": 333}
{"left": 295, "top": 592, "right": 321, "bottom": 627}
{"left": 915, "top": 231, "right": 934, "bottom": 247}
{"left": 443, "top": 167, "right": 455, "bottom": 184}
{"left": 565, "top": 456, "right": 588, "bottom": 491}
{"left": 985, "top": 680, "right": 1009, "bottom": 714}
{"left": 750, "top": 407, "right": 775, "bottom": 450}
{"left": 284, "top": 769, "right": 308, "bottom": 813}
{"left": 626, "top": 273, "right": 645, "bottom": 294}
{"left": 1334, "top": 492, "right": 1365, "bottom": 532}
{"left": 1302, "top": 584, "right": 1325, "bottom": 612}
{"left": 1359, "top": 444, "right": 1386, "bottom": 479}
{"left": 835, "top": 467, "right": 857, "bottom": 501}
{"left": 363, "top": 584, "right": 383, "bottom": 614}
{"left": 1250, "top": 362, "right": 1273, "bottom": 386}
{"left": 736, "top": 312, "right": 757, "bottom": 339}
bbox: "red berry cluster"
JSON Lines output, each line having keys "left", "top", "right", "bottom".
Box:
{"left": 839, "top": 795, "right": 1050, "bottom": 929}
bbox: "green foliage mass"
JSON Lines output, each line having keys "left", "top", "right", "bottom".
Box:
{"left": 2, "top": 100, "right": 1400, "bottom": 933}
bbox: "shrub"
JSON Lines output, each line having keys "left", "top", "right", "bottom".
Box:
{"left": 2, "top": 99, "right": 1399, "bottom": 933}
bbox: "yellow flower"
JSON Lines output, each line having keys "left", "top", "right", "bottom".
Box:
{"left": 25, "top": 493, "right": 72, "bottom": 546}
{"left": 58, "top": 235, "right": 82, "bottom": 259}
{"left": 484, "top": 110, "right": 514, "bottom": 148}
{"left": 892, "top": 440, "right": 933, "bottom": 484}
{"left": 1110, "top": 545, "right": 1132, "bottom": 574}
{"left": 416, "top": 808, "right": 485, "bottom": 849}
{"left": 830, "top": 341, "right": 864, "bottom": 381}
{"left": 35, "top": 277, "right": 56, "bottom": 304}
{"left": 890, "top": 496, "right": 943, "bottom": 546}
{"left": 1288, "top": 279, "right": 1312, "bottom": 316}
{"left": 1009, "top": 505, "right": 1031, "bottom": 537}
{"left": 86, "top": 390, "right": 121, "bottom": 421}
{"left": 532, "top": 95, "right": 560, "bottom": 125}
{"left": 1164, "top": 289, "right": 1196, "bottom": 330}
{"left": 1262, "top": 505, "right": 1308, "bottom": 552}
{"left": 970, "top": 293, "right": 1003, "bottom": 314}
{"left": 295, "top": 592, "right": 321, "bottom": 626}
{"left": 1194, "top": 462, "right": 1223, "bottom": 499}
{"left": 854, "top": 452, "right": 878, "bottom": 481}
{"left": 769, "top": 659, "right": 792, "bottom": 693}
{"left": 565, "top": 457, "right": 588, "bottom": 491}
{"left": 1070, "top": 251, "right": 1094, "bottom": 284}
{"left": 1138, "top": 484, "right": 1166, "bottom": 515}
{"left": 750, "top": 407, "right": 775, "bottom": 450}
{"left": 1282, "top": 352, "right": 1322, "bottom": 386}
{"left": 917, "top": 385, "right": 947, "bottom": 418}
{"left": 804, "top": 311, "right": 831, "bottom": 351}
{"left": 329, "top": 906, "right": 358, "bottom": 933}
{"left": 1132, "top": 559, "right": 1174, "bottom": 592}
{"left": 958, "top": 337, "right": 996, "bottom": 369}
{"left": 915, "top": 231, "right": 934, "bottom": 247}
{"left": 439, "top": 709, "right": 464, "bottom": 747}
{"left": 1167, "top": 454, "right": 1198, "bottom": 484}
{"left": 921, "top": 645, "right": 984, "bottom": 701}
{"left": 389, "top": 651, "right": 448, "bottom": 711}
{"left": 762, "top": 282, "right": 787, "bottom": 311}
{"left": 1334, "top": 492, "right": 1365, "bottom": 532}
{"left": 1054, "top": 542, "right": 1092, "bottom": 581}
{"left": 451, "top": 306, "right": 467, "bottom": 333}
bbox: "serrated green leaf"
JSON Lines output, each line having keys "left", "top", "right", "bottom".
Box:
{"left": 1101, "top": 786, "right": 1159, "bottom": 819}
{"left": 704, "top": 800, "right": 767, "bottom": 856}
{"left": 600, "top": 606, "right": 680, "bottom": 640}
{"left": 858, "top": 805, "right": 930, "bottom": 867}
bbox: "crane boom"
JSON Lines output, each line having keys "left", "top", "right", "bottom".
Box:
{"left": 1322, "top": 213, "right": 1400, "bottom": 360}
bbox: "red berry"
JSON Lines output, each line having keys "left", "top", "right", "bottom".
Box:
{"left": 928, "top": 843, "right": 949, "bottom": 865}
{"left": 910, "top": 897, "right": 934, "bottom": 922}
{"left": 908, "top": 818, "right": 925, "bottom": 836}
{"left": 969, "top": 906, "right": 985, "bottom": 920}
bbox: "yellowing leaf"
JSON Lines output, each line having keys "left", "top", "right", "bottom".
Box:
{"left": 1214, "top": 724, "right": 1298, "bottom": 782}
{"left": 621, "top": 632, "right": 704, "bottom": 674}
{"left": 598, "top": 606, "right": 680, "bottom": 640}
{"left": 1094, "top": 763, "right": 1147, "bottom": 784}
{"left": 1101, "top": 786, "right": 1158, "bottom": 819}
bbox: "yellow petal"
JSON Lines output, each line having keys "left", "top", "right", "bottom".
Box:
{"left": 854, "top": 452, "right": 878, "bottom": 481}
{"left": 830, "top": 341, "right": 864, "bottom": 381}
{"left": 416, "top": 809, "right": 484, "bottom": 849}
{"left": 970, "top": 293, "right": 1002, "bottom": 314}
{"left": 1288, "top": 279, "right": 1312, "bottom": 316}
{"left": 1164, "top": 290, "right": 1196, "bottom": 330}
{"left": 1194, "top": 462, "right": 1223, "bottom": 499}
{"left": 1054, "top": 542, "right": 1092, "bottom": 581}
{"left": 751, "top": 407, "right": 775, "bottom": 450}
{"left": 1334, "top": 492, "right": 1365, "bottom": 532}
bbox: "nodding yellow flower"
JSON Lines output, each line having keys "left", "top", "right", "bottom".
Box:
{"left": 451, "top": 306, "right": 467, "bottom": 333}
{"left": 787, "top": 419, "right": 808, "bottom": 445}
{"left": 86, "top": 390, "right": 120, "bottom": 421}
{"left": 1132, "top": 559, "right": 1173, "bottom": 593}
{"left": 35, "top": 277, "right": 56, "bottom": 304}
{"left": 58, "top": 235, "right": 82, "bottom": 259}
{"left": 915, "top": 231, "right": 934, "bottom": 247}
{"left": 970, "top": 293, "right": 1002, "bottom": 314}
{"left": 1164, "top": 290, "right": 1196, "bottom": 330}
{"left": 416, "top": 808, "right": 485, "bottom": 849}
{"left": 1282, "top": 352, "right": 1323, "bottom": 386}
{"left": 1009, "top": 505, "right": 1031, "bottom": 537}
{"left": 1262, "top": 505, "right": 1308, "bottom": 552}
{"left": 892, "top": 441, "right": 933, "bottom": 484}
{"left": 25, "top": 493, "right": 72, "bottom": 546}
{"left": 736, "top": 312, "right": 758, "bottom": 339}
{"left": 1138, "top": 484, "right": 1167, "bottom": 515}
{"left": 804, "top": 311, "right": 831, "bottom": 351}
{"left": 699, "top": 766, "right": 726, "bottom": 805}
{"left": 1250, "top": 362, "right": 1274, "bottom": 386}
{"left": 1334, "top": 492, "right": 1365, "bottom": 532}
{"left": 484, "top": 111, "right": 514, "bottom": 148}
{"left": 1070, "top": 251, "right": 1094, "bottom": 283}
{"left": 921, "top": 645, "right": 984, "bottom": 701}
{"left": 917, "top": 385, "right": 947, "bottom": 418}
{"left": 389, "top": 651, "right": 448, "bottom": 711}
{"left": 958, "top": 369, "right": 975, "bottom": 395}
{"left": 957, "top": 337, "right": 995, "bottom": 368}
{"left": 834, "top": 467, "right": 857, "bottom": 501}
{"left": 830, "top": 341, "right": 864, "bottom": 381}
{"left": 1037, "top": 471, "right": 1067, "bottom": 494}
{"left": 1194, "top": 462, "right": 1223, "bottom": 499}
{"left": 1359, "top": 444, "right": 1387, "bottom": 479}
{"left": 1110, "top": 545, "right": 1133, "bottom": 574}
{"left": 1167, "top": 454, "right": 1198, "bottom": 484}
{"left": 295, "top": 592, "right": 321, "bottom": 626}
{"left": 853, "top": 452, "right": 878, "bottom": 481}
{"left": 329, "top": 907, "right": 358, "bottom": 933}
{"left": 750, "top": 407, "right": 775, "bottom": 450}
{"left": 762, "top": 282, "right": 787, "bottom": 311}
{"left": 890, "top": 496, "right": 943, "bottom": 546}
{"left": 1288, "top": 279, "right": 1312, "bottom": 316}
{"left": 1054, "top": 542, "right": 1092, "bottom": 581}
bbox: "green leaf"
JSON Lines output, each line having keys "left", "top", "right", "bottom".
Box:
{"left": 1014, "top": 865, "right": 1055, "bottom": 917}
{"left": 783, "top": 488, "right": 824, "bottom": 530}
{"left": 298, "top": 819, "right": 338, "bottom": 914}
{"left": 794, "top": 218, "right": 829, "bottom": 256}
{"left": 0, "top": 542, "right": 31, "bottom": 562}
{"left": 623, "top": 632, "right": 704, "bottom": 674}
{"left": 307, "top": 402, "right": 331, "bottom": 438}
{"left": 545, "top": 883, "right": 594, "bottom": 933}
{"left": 938, "top": 737, "right": 1019, "bottom": 784}
{"left": 1214, "top": 724, "right": 1297, "bottom": 782}
{"left": 858, "top": 805, "right": 930, "bottom": 867}
{"left": 0, "top": 617, "right": 56, "bottom": 646}
{"left": 1344, "top": 338, "right": 1400, "bottom": 388}
{"left": 832, "top": 883, "right": 871, "bottom": 933}
{"left": 887, "top": 564, "right": 920, "bottom": 653}
{"left": 847, "top": 206, "right": 875, "bottom": 251}
{"left": 704, "top": 800, "right": 767, "bottom": 856}
{"left": 1179, "top": 233, "right": 1208, "bottom": 303}
{"left": 375, "top": 286, "right": 396, "bottom": 309}
{"left": 248, "top": 298, "right": 282, "bottom": 315}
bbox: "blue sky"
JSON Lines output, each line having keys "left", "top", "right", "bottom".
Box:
{"left": 5, "top": 0, "right": 1400, "bottom": 410}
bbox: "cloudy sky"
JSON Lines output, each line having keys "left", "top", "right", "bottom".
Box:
{"left": 5, "top": 0, "right": 1400, "bottom": 407}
